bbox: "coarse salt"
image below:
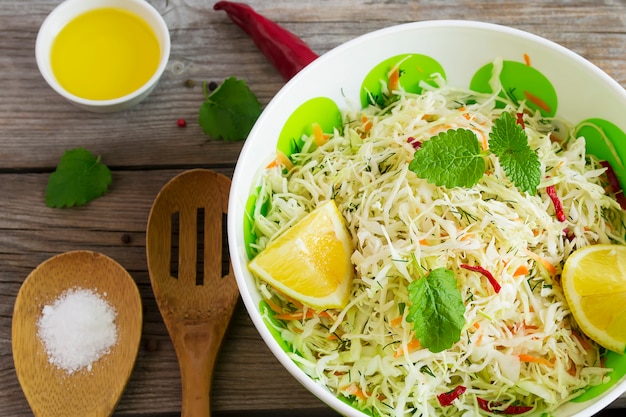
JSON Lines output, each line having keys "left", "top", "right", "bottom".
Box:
{"left": 36, "top": 287, "right": 117, "bottom": 374}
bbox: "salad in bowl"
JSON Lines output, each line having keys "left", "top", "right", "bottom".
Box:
{"left": 228, "top": 20, "right": 626, "bottom": 417}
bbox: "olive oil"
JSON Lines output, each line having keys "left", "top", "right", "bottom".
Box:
{"left": 50, "top": 7, "right": 160, "bottom": 100}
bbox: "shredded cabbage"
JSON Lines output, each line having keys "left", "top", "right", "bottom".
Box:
{"left": 248, "top": 63, "right": 626, "bottom": 416}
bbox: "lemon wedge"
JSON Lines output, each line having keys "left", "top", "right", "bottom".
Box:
{"left": 562, "top": 244, "right": 626, "bottom": 353}
{"left": 248, "top": 200, "right": 354, "bottom": 310}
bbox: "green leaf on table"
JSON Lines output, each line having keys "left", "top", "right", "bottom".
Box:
{"left": 45, "top": 148, "right": 112, "bottom": 208}
{"left": 488, "top": 111, "right": 541, "bottom": 195}
{"left": 409, "top": 128, "right": 485, "bottom": 188}
{"left": 406, "top": 267, "right": 465, "bottom": 353}
{"left": 198, "top": 77, "right": 262, "bottom": 141}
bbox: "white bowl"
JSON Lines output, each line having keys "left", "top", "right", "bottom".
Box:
{"left": 228, "top": 20, "right": 626, "bottom": 416}
{"left": 35, "top": 0, "right": 170, "bottom": 113}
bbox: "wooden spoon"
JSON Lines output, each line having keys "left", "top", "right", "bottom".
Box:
{"left": 146, "top": 169, "right": 239, "bottom": 417}
{"left": 12, "top": 250, "right": 143, "bottom": 417}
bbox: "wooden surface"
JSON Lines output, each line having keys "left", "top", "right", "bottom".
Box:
{"left": 1, "top": 0, "right": 625, "bottom": 415}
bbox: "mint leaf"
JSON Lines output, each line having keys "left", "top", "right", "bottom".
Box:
{"left": 488, "top": 112, "right": 541, "bottom": 194}
{"left": 46, "top": 148, "right": 112, "bottom": 208}
{"left": 409, "top": 129, "right": 485, "bottom": 188}
{"left": 406, "top": 267, "right": 465, "bottom": 353}
{"left": 198, "top": 77, "right": 262, "bottom": 141}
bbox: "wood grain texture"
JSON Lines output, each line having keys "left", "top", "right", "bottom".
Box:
{"left": 146, "top": 170, "right": 239, "bottom": 417}
{"left": 1, "top": 0, "right": 625, "bottom": 415}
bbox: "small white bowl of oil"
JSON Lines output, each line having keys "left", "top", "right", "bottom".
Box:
{"left": 36, "top": 0, "right": 170, "bottom": 113}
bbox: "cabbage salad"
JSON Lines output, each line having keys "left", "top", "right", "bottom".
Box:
{"left": 247, "top": 61, "right": 626, "bottom": 416}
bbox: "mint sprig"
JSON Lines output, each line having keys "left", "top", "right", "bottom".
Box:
{"left": 488, "top": 112, "right": 541, "bottom": 194}
{"left": 409, "top": 128, "right": 485, "bottom": 188}
{"left": 406, "top": 267, "right": 465, "bottom": 353}
{"left": 198, "top": 77, "right": 262, "bottom": 141}
{"left": 409, "top": 112, "right": 541, "bottom": 194}
{"left": 45, "top": 148, "right": 112, "bottom": 208}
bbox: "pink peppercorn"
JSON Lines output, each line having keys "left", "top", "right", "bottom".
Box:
{"left": 177, "top": 119, "right": 186, "bottom": 128}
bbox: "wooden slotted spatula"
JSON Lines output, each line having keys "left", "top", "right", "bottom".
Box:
{"left": 146, "top": 169, "right": 239, "bottom": 417}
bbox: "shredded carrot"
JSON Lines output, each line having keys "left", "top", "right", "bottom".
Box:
{"left": 266, "top": 150, "right": 293, "bottom": 170}
{"left": 549, "top": 132, "right": 563, "bottom": 144}
{"left": 429, "top": 124, "right": 450, "bottom": 136}
{"left": 470, "top": 128, "right": 488, "bottom": 150}
{"left": 456, "top": 107, "right": 471, "bottom": 120}
{"left": 361, "top": 115, "right": 373, "bottom": 133}
{"left": 390, "top": 316, "right": 403, "bottom": 327}
{"left": 475, "top": 332, "right": 484, "bottom": 346}
{"left": 460, "top": 233, "right": 474, "bottom": 242}
{"left": 523, "top": 248, "right": 557, "bottom": 276}
{"left": 523, "top": 53, "right": 531, "bottom": 66}
{"left": 518, "top": 353, "right": 555, "bottom": 367}
{"left": 513, "top": 265, "right": 530, "bottom": 277}
{"left": 312, "top": 123, "right": 329, "bottom": 146}
{"left": 273, "top": 311, "right": 312, "bottom": 320}
{"left": 572, "top": 331, "right": 593, "bottom": 351}
{"left": 388, "top": 66, "right": 400, "bottom": 92}
{"left": 469, "top": 321, "right": 481, "bottom": 333}
{"left": 343, "top": 384, "right": 370, "bottom": 400}
{"left": 273, "top": 309, "right": 332, "bottom": 321}
{"left": 282, "top": 295, "right": 304, "bottom": 309}
{"left": 394, "top": 338, "right": 421, "bottom": 357}
{"left": 524, "top": 91, "right": 551, "bottom": 114}
{"left": 265, "top": 298, "right": 284, "bottom": 314}
{"left": 567, "top": 361, "right": 577, "bottom": 376}
{"left": 418, "top": 238, "right": 430, "bottom": 246}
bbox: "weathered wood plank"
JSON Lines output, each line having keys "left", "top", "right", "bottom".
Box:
{"left": 1, "top": 0, "right": 625, "bottom": 170}
{"left": 0, "top": 169, "right": 334, "bottom": 415}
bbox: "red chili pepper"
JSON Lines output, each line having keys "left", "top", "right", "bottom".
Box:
{"left": 460, "top": 264, "right": 501, "bottom": 293}
{"left": 407, "top": 136, "right": 422, "bottom": 149}
{"left": 214, "top": 1, "right": 319, "bottom": 81}
{"left": 600, "top": 160, "right": 626, "bottom": 210}
{"left": 477, "top": 397, "right": 533, "bottom": 415}
{"left": 515, "top": 112, "right": 525, "bottom": 129}
{"left": 437, "top": 385, "right": 466, "bottom": 406}
{"left": 545, "top": 185, "right": 566, "bottom": 222}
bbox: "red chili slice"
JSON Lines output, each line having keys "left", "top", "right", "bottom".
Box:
{"left": 437, "top": 385, "right": 466, "bottom": 406}
{"left": 600, "top": 160, "right": 626, "bottom": 210}
{"left": 460, "top": 264, "right": 501, "bottom": 293}
{"left": 408, "top": 136, "right": 422, "bottom": 149}
{"left": 515, "top": 112, "right": 525, "bottom": 129}
{"left": 477, "top": 397, "right": 534, "bottom": 415}
{"left": 545, "top": 185, "right": 566, "bottom": 222}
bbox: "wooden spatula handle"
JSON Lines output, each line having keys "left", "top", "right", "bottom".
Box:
{"left": 174, "top": 321, "right": 222, "bottom": 417}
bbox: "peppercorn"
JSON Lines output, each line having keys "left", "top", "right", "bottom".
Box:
{"left": 177, "top": 119, "right": 187, "bottom": 128}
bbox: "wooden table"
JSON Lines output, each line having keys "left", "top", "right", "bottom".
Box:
{"left": 1, "top": 0, "right": 625, "bottom": 415}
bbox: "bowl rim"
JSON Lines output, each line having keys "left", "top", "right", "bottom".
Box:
{"left": 228, "top": 19, "right": 626, "bottom": 417}
{"left": 35, "top": 0, "right": 171, "bottom": 109}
